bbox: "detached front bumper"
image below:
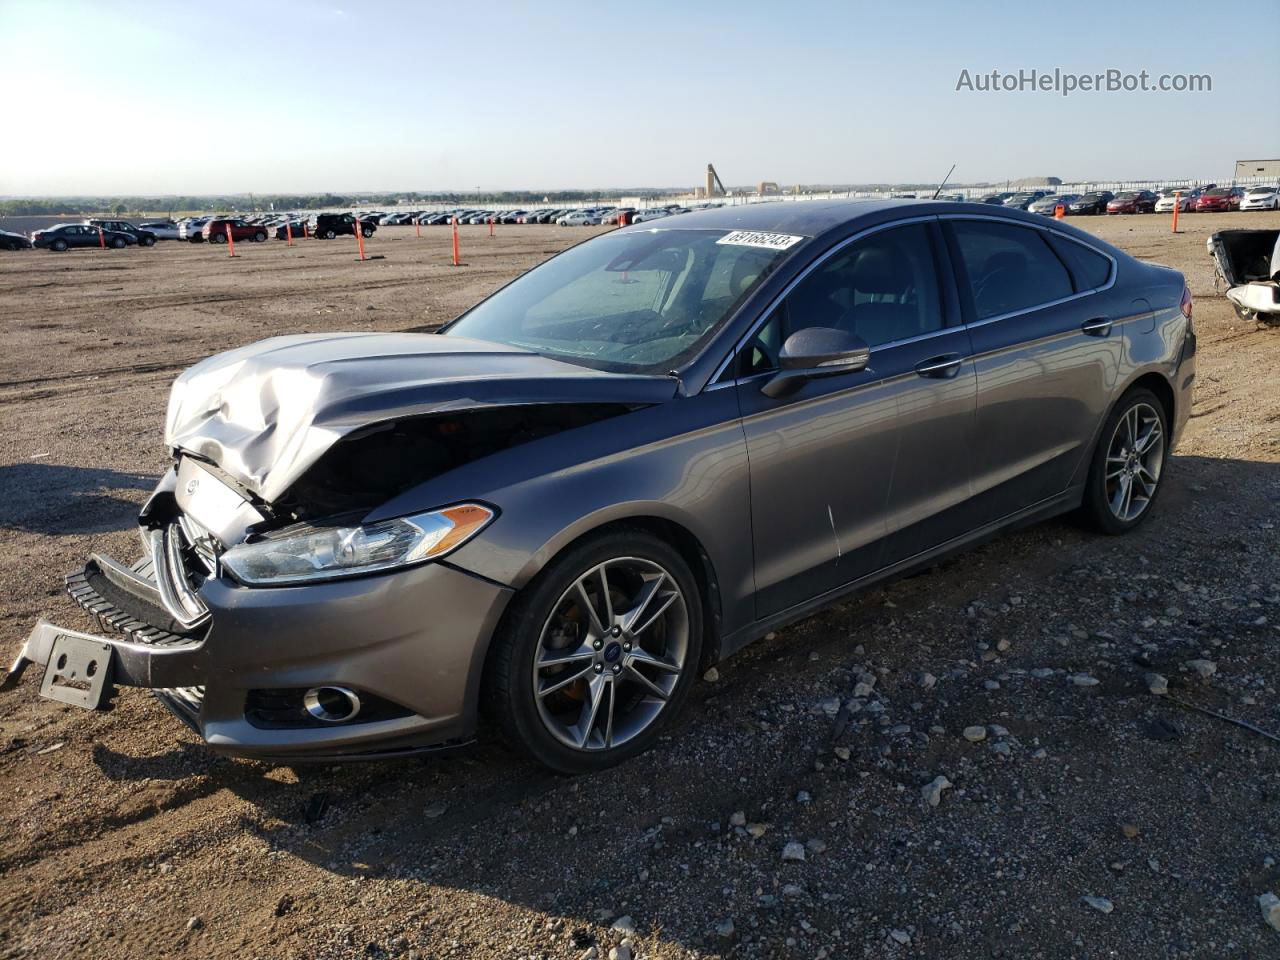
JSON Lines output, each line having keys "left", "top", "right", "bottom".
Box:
{"left": 3, "top": 546, "right": 515, "bottom": 762}
{"left": 1227, "top": 282, "right": 1280, "bottom": 316}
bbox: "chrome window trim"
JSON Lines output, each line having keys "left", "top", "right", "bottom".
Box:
{"left": 938, "top": 214, "right": 1118, "bottom": 328}
{"left": 704, "top": 215, "right": 941, "bottom": 388}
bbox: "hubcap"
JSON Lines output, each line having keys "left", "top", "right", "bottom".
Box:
{"left": 533, "top": 557, "right": 689, "bottom": 752}
{"left": 1105, "top": 402, "right": 1164, "bottom": 522}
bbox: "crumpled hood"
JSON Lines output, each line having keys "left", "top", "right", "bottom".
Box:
{"left": 164, "top": 332, "right": 677, "bottom": 502}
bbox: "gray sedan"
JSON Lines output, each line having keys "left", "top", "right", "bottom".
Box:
{"left": 3, "top": 200, "right": 1196, "bottom": 773}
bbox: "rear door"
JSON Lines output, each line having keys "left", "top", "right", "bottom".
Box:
{"left": 944, "top": 217, "right": 1122, "bottom": 524}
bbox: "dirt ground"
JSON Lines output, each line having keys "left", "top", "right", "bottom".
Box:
{"left": 0, "top": 213, "right": 1277, "bottom": 960}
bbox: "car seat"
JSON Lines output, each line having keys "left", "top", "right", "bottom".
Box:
{"left": 847, "top": 246, "right": 916, "bottom": 345}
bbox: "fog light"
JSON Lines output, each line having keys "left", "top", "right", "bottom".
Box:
{"left": 303, "top": 686, "right": 362, "bottom": 723}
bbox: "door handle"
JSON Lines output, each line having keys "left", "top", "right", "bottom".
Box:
{"left": 914, "top": 354, "right": 964, "bottom": 378}
{"left": 1081, "top": 317, "right": 1113, "bottom": 336}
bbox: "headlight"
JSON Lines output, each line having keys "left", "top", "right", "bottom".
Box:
{"left": 220, "top": 503, "right": 494, "bottom": 586}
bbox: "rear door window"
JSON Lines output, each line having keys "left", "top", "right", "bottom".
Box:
{"left": 949, "top": 220, "right": 1074, "bottom": 320}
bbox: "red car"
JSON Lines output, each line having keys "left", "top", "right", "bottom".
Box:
{"left": 1194, "top": 187, "right": 1244, "bottom": 212}
{"left": 1106, "top": 190, "right": 1157, "bottom": 214}
{"left": 202, "top": 218, "right": 269, "bottom": 243}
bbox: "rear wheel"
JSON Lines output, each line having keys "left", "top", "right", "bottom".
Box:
{"left": 1081, "top": 388, "right": 1169, "bottom": 535}
{"left": 485, "top": 530, "right": 703, "bottom": 774}
{"left": 211, "top": 233, "right": 226, "bottom": 243}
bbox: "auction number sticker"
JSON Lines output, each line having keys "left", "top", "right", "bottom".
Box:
{"left": 716, "top": 230, "right": 804, "bottom": 250}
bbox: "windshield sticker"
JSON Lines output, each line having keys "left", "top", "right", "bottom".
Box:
{"left": 716, "top": 230, "right": 804, "bottom": 250}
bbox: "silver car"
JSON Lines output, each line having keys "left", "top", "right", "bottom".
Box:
{"left": 3, "top": 200, "right": 1197, "bottom": 773}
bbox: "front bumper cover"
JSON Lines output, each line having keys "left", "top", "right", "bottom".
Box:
{"left": 3, "top": 550, "right": 516, "bottom": 761}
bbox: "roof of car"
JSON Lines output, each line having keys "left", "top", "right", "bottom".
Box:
{"left": 619, "top": 198, "right": 1037, "bottom": 238}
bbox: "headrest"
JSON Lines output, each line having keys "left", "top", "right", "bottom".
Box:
{"left": 852, "top": 247, "right": 910, "bottom": 296}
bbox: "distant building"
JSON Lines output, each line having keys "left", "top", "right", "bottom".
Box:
{"left": 1234, "top": 159, "right": 1280, "bottom": 179}
{"left": 1012, "top": 176, "right": 1062, "bottom": 188}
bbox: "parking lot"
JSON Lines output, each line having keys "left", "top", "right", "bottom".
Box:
{"left": 0, "top": 212, "right": 1278, "bottom": 959}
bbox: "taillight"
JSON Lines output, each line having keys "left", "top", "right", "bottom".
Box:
{"left": 1180, "top": 286, "right": 1193, "bottom": 321}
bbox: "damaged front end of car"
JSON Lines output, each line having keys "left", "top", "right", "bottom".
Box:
{"left": 2, "top": 332, "right": 673, "bottom": 760}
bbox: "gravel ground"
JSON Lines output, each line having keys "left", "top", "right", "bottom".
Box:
{"left": 0, "top": 214, "right": 1277, "bottom": 960}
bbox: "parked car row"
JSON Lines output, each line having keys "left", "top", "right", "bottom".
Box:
{"left": 323, "top": 203, "right": 714, "bottom": 227}
{"left": 5, "top": 188, "right": 1276, "bottom": 255}
{"left": 173, "top": 212, "right": 375, "bottom": 243}
{"left": 969, "top": 185, "right": 1278, "bottom": 217}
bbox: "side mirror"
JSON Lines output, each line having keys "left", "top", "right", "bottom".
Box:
{"left": 761, "top": 327, "right": 870, "bottom": 398}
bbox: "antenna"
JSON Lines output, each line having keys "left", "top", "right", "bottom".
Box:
{"left": 932, "top": 165, "right": 957, "bottom": 200}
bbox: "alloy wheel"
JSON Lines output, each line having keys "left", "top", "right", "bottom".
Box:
{"left": 1105, "top": 402, "right": 1164, "bottom": 522}
{"left": 533, "top": 557, "right": 689, "bottom": 752}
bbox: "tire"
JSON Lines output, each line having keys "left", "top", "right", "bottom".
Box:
{"left": 254, "top": 232, "right": 267, "bottom": 242}
{"left": 1232, "top": 303, "right": 1258, "bottom": 323}
{"left": 1080, "top": 388, "right": 1170, "bottom": 535}
{"left": 142, "top": 236, "right": 155, "bottom": 246}
{"left": 110, "top": 237, "right": 126, "bottom": 249}
{"left": 484, "top": 529, "right": 704, "bottom": 774}
{"left": 362, "top": 227, "right": 373, "bottom": 237}
{"left": 212, "top": 233, "right": 226, "bottom": 244}
{"left": 51, "top": 239, "right": 68, "bottom": 252}
{"left": 324, "top": 229, "right": 336, "bottom": 240}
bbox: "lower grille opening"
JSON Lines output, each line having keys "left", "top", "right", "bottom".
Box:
{"left": 245, "top": 687, "right": 413, "bottom": 729}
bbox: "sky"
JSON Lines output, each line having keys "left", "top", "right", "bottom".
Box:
{"left": 0, "top": 0, "right": 1275, "bottom": 196}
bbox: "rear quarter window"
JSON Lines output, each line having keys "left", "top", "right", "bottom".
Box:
{"left": 1047, "top": 234, "right": 1113, "bottom": 291}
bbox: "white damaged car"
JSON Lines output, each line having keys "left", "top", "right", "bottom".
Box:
{"left": 1208, "top": 229, "right": 1280, "bottom": 323}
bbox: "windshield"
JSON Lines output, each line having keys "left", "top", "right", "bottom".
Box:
{"left": 444, "top": 228, "right": 798, "bottom": 373}
{"left": 1204, "top": 188, "right": 1230, "bottom": 196}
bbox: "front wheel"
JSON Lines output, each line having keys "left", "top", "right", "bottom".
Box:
{"left": 484, "top": 530, "right": 704, "bottom": 774}
{"left": 110, "top": 237, "right": 127, "bottom": 249}
{"left": 211, "top": 233, "right": 226, "bottom": 243}
{"left": 1081, "top": 388, "right": 1169, "bottom": 534}
{"left": 141, "top": 236, "right": 155, "bottom": 246}
{"left": 254, "top": 231, "right": 267, "bottom": 242}
{"left": 362, "top": 227, "right": 373, "bottom": 237}
{"left": 324, "top": 229, "right": 336, "bottom": 239}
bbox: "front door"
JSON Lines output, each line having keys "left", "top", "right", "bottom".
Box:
{"left": 733, "top": 220, "right": 976, "bottom": 617}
